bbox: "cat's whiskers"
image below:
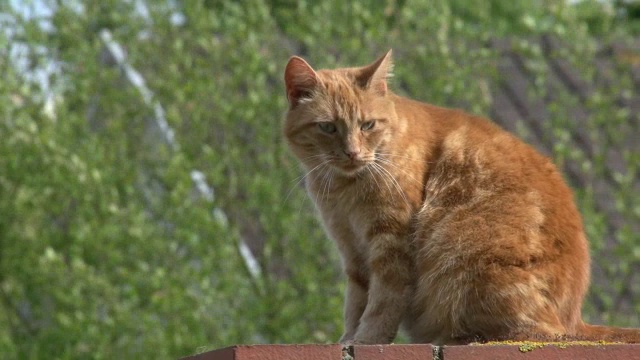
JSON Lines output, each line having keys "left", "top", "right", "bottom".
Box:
{"left": 374, "top": 152, "right": 415, "bottom": 161}
{"left": 319, "top": 164, "right": 335, "bottom": 202}
{"left": 375, "top": 158, "right": 423, "bottom": 186}
{"left": 375, "top": 151, "right": 437, "bottom": 166}
{"left": 366, "top": 162, "right": 393, "bottom": 196}
{"left": 302, "top": 153, "right": 330, "bottom": 162}
{"left": 374, "top": 153, "right": 424, "bottom": 186}
{"left": 284, "top": 157, "right": 331, "bottom": 203}
{"left": 291, "top": 161, "right": 332, "bottom": 218}
{"left": 369, "top": 162, "right": 410, "bottom": 207}
{"left": 311, "top": 162, "right": 332, "bottom": 205}
{"left": 326, "top": 169, "right": 334, "bottom": 200}
{"left": 287, "top": 154, "right": 327, "bottom": 184}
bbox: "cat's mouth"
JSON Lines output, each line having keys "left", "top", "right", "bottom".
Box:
{"left": 335, "top": 159, "right": 371, "bottom": 176}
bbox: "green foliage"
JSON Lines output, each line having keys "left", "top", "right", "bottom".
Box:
{"left": 0, "top": 0, "right": 638, "bottom": 359}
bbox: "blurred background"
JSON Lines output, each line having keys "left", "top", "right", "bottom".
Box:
{"left": 1, "top": 0, "right": 639, "bottom": 358}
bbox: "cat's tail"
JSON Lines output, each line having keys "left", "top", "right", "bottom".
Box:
{"left": 576, "top": 322, "right": 640, "bottom": 343}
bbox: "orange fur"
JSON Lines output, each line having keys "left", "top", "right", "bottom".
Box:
{"left": 282, "top": 51, "right": 640, "bottom": 345}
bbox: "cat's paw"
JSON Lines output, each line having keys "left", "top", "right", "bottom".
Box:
{"left": 339, "top": 332, "right": 356, "bottom": 345}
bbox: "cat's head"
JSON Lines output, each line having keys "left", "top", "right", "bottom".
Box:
{"left": 283, "top": 51, "right": 397, "bottom": 177}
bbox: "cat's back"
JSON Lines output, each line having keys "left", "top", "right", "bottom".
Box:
{"left": 393, "top": 94, "right": 572, "bottom": 204}
{"left": 404, "top": 98, "right": 590, "bottom": 344}
{"left": 409, "top": 98, "right": 584, "bottom": 248}
{"left": 438, "top": 107, "right": 575, "bottom": 210}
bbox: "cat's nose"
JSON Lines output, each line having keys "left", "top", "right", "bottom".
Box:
{"left": 343, "top": 149, "right": 361, "bottom": 160}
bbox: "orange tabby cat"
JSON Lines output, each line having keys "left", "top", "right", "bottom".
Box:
{"left": 283, "top": 50, "right": 640, "bottom": 345}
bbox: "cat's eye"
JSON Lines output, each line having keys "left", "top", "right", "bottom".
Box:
{"left": 361, "top": 120, "right": 376, "bottom": 131}
{"left": 318, "top": 122, "right": 337, "bottom": 134}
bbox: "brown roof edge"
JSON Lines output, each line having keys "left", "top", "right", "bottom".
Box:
{"left": 180, "top": 343, "right": 640, "bottom": 360}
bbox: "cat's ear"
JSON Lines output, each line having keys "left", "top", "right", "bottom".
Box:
{"left": 284, "top": 56, "right": 318, "bottom": 108}
{"left": 356, "top": 49, "right": 393, "bottom": 96}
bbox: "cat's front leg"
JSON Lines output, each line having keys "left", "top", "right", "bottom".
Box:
{"left": 353, "top": 233, "right": 412, "bottom": 344}
{"left": 339, "top": 268, "right": 369, "bottom": 343}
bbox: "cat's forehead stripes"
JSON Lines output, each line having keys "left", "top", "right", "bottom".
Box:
{"left": 318, "top": 71, "right": 366, "bottom": 124}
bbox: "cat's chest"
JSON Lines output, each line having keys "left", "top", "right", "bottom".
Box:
{"left": 307, "top": 174, "right": 377, "bottom": 211}
{"left": 307, "top": 175, "right": 392, "bottom": 242}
